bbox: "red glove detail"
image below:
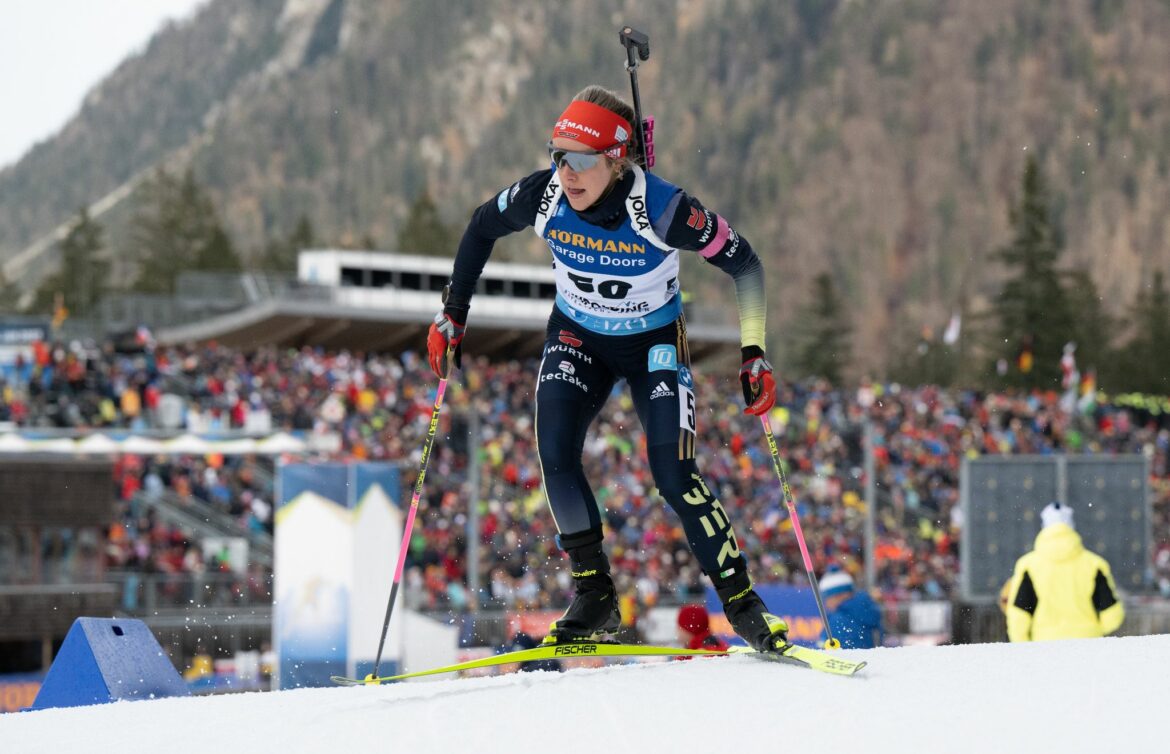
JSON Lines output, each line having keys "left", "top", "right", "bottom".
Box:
{"left": 427, "top": 312, "right": 465, "bottom": 378}
{"left": 740, "top": 356, "right": 776, "bottom": 416}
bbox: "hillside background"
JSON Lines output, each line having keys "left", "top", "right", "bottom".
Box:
{"left": 2, "top": 0, "right": 1169, "bottom": 376}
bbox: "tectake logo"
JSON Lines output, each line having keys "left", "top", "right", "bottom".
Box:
{"left": 540, "top": 364, "right": 589, "bottom": 393}
{"left": 723, "top": 228, "right": 740, "bottom": 258}
{"left": 558, "top": 330, "right": 583, "bottom": 348}
{"left": 558, "top": 360, "right": 576, "bottom": 375}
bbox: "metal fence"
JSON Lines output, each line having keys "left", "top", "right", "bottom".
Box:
{"left": 144, "top": 606, "right": 274, "bottom": 668}
{"left": 954, "top": 599, "right": 1170, "bottom": 644}
{"left": 106, "top": 571, "right": 272, "bottom": 613}
{"left": 129, "top": 491, "right": 274, "bottom": 568}
{"left": 961, "top": 455, "right": 1150, "bottom": 600}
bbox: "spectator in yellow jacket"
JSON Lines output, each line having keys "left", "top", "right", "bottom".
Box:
{"left": 1005, "top": 501, "right": 1125, "bottom": 642}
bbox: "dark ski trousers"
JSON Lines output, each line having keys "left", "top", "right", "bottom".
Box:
{"left": 535, "top": 307, "right": 748, "bottom": 579}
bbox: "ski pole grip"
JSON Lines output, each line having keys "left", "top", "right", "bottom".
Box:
{"left": 620, "top": 26, "right": 650, "bottom": 60}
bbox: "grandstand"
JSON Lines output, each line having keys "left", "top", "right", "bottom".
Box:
{"left": 151, "top": 251, "right": 740, "bottom": 361}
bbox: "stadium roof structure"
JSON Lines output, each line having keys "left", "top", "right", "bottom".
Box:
{"left": 153, "top": 251, "right": 740, "bottom": 363}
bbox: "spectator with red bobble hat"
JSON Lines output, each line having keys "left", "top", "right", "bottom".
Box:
{"left": 677, "top": 603, "right": 730, "bottom": 656}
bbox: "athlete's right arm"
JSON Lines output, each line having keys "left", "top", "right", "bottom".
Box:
{"left": 428, "top": 169, "right": 551, "bottom": 378}
{"left": 446, "top": 168, "right": 553, "bottom": 306}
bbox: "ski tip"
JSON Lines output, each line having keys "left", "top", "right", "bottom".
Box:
{"left": 813, "top": 655, "right": 868, "bottom": 676}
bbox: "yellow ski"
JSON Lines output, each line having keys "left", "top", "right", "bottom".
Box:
{"left": 330, "top": 642, "right": 726, "bottom": 685}
{"left": 332, "top": 639, "right": 866, "bottom": 686}
{"left": 730, "top": 644, "right": 867, "bottom": 676}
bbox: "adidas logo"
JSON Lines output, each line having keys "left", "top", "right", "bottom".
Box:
{"left": 649, "top": 381, "right": 675, "bottom": 400}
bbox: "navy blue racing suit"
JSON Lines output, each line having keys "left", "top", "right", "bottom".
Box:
{"left": 446, "top": 165, "right": 767, "bottom": 580}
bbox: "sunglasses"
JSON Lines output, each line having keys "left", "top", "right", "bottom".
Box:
{"left": 548, "top": 141, "right": 609, "bottom": 172}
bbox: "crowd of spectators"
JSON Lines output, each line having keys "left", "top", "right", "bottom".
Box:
{"left": 105, "top": 452, "right": 274, "bottom": 611}
{"left": 3, "top": 339, "right": 1170, "bottom": 622}
{"left": 408, "top": 360, "right": 1170, "bottom": 615}
{"left": 113, "top": 452, "right": 275, "bottom": 534}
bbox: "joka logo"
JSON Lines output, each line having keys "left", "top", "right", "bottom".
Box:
{"left": 558, "top": 330, "right": 583, "bottom": 348}
{"left": 687, "top": 207, "right": 707, "bottom": 231}
{"left": 558, "top": 360, "right": 576, "bottom": 376}
{"left": 554, "top": 644, "right": 599, "bottom": 656}
{"left": 630, "top": 194, "right": 650, "bottom": 231}
{"left": 650, "top": 381, "right": 675, "bottom": 400}
{"left": 539, "top": 179, "right": 560, "bottom": 216}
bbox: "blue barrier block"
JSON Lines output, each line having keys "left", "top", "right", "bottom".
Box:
{"left": 28, "top": 618, "right": 189, "bottom": 711}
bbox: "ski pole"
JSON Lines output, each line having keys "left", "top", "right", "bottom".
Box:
{"left": 759, "top": 414, "right": 841, "bottom": 650}
{"left": 368, "top": 349, "right": 454, "bottom": 682}
{"left": 619, "top": 26, "right": 654, "bottom": 169}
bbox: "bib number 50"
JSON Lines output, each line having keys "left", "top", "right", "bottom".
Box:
{"left": 567, "top": 272, "right": 632, "bottom": 300}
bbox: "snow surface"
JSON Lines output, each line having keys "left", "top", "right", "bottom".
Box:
{"left": 3, "top": 635, "right": 1167, "bottom": 754}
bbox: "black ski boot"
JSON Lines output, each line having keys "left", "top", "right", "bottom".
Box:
{"left": 544, "top": 529, "right": 621, "bottom": 644}
{"left": 713, "top": 569, "right": 789, "bottom": 653}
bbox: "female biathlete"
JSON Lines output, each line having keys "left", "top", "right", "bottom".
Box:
{"left": 427, "top": 85, "right": 788, "bottom": 654}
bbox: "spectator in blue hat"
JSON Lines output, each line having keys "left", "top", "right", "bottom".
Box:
{"left": 819, "top": 569, "right": 883, "bottom": 649}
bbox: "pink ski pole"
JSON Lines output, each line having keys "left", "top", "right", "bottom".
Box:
{"left": 759, "top": 414, "right": 841, "bottom": 650}
{"left": 368, "top": 351, "right": 453, "bottom": 681}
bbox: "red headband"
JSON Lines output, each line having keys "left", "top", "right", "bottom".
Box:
{"left": 551, "top": 100, "right": 632, "bottom": 158}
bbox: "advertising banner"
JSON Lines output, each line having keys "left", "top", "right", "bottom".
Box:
{"left": 274, "top": 463, "right": 400, "bottom": 689}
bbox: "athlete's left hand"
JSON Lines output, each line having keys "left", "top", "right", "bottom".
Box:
{"left": 739, "top": 346, "right": 776, "bottom": 415}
